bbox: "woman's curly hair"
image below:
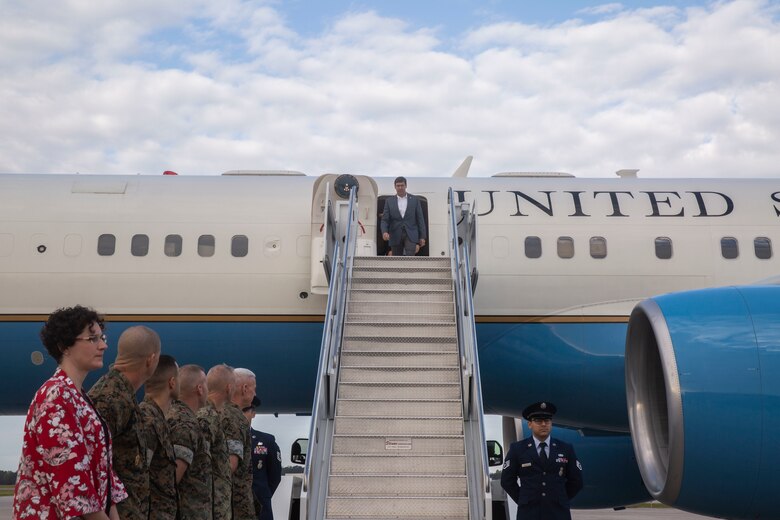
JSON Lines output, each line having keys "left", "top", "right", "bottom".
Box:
{"left": 40, "top": 305, "right": 105, "bottom": 363}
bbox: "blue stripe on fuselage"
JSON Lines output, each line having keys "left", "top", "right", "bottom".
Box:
{"left": 0, "top": 319, "right": 629, "bottom": 431}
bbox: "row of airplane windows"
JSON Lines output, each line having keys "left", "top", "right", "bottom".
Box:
{"left": 87, "top": 233, "right": 772, "bottom": 260}
{"left": 527, "top": 236, "right": 773, "bottom": 260}
{"left": 97, "top": 234, "right": 249, "bottom": 257}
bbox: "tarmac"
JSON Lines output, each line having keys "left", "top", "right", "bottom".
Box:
{"left": 0, "top": 495, "right": 712, "bottom": 519}
{"left": 573, "top": 507, "right": 710, "bottom": 519}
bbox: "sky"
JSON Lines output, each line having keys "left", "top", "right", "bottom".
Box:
{"left": 1, "top": 0, "right": 779, "bottom": 178}
{"left": 0, "top": 0, "right": 779, "bottom": 470}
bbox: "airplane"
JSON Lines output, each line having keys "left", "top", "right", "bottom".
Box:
{"left": 1, "top": 164, "right": 779, "bottom": 519}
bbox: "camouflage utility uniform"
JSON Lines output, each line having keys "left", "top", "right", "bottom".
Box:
{"left": 168, "top": 399, "right": 212, "bottom": 520}
{"left": 89, "top": 367, "right": 150, "bottom": 520}
{"left": 140, "top": 396, "right": 178, "bottom": 520}
{"left": 198, "top": 400, "right": 233, "bottom": 520}
{"left": 222, "top": 402, "right": 255, "bottom": 520}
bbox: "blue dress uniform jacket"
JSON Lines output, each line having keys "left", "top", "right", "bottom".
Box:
{"left": 500, "top": 437, "right": 583, "bottom": 520}
{"left": 250, "top": 428, "right": 282, "bottom": 520}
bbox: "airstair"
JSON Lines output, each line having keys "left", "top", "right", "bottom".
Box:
{"left": 302, "top": 187, "right": 489, "bottom": 520}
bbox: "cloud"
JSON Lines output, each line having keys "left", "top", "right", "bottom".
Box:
{"left": 0, "top": 0, "right": 778, "bottom": 178}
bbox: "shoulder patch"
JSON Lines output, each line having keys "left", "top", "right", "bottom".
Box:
{"left": 502, "top": 460, "right": 510, "bottom": 470}
{"left": 576, "top": 460, "right": 582, "bottom": 470}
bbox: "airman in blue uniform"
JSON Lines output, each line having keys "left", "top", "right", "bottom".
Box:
{"left": 500, "top": 402, "right": 583, "bottom": 520}
{"left": 243, "top": 396, "right": 282, "bottom": 520}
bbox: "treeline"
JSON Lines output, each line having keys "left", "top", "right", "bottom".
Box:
{"left": 0, "top": 470, "right": 16, "bottom": 485}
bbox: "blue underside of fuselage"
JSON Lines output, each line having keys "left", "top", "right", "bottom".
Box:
{"left": 0, "top": 320, "right": 630, "bottom": 431}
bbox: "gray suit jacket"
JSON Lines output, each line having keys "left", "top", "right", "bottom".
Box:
{"left": 381, "top": 195, "right": 426, "bottom": 246}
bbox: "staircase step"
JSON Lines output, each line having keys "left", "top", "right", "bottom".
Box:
{"left": 350, "top": 279, "right": 452, "bottom": 291}
{"left": 342, "top": 339, "right": 457, "bottom": 352}
{"left": 332, "top": 435, "right": 464, "bottom": 456}
{"left": 351, "top": 267, "right": 451, "bottom": 280}
{"left": 330, "top": 454, "right": 465, "bottom": 475}
{"left": 335, "top": 417, "right": 464, "bottom": 436}
{"left": 343, "top": 323, "right": 456, "bottom": 338}
{"left": 338, "top": 382, "right": 461, "bottom": 400}
{"left": 347, "top": 300, "right": 454, "bottom": 315}
{"left": 340, "top": 367, "right": 459, "bottom": 384}
{"left": 336, "top": 399, "right": 462, "bottom": 418}
{"left": 353, "top": 257, "right": 451, "bottom": 268}
{"left": 326, "top": 496, "right": 468, "bottom": 519}
{"left": 349, "top": 289, "right": 454, "bottom": 302}
{"left": 341, "top": 351, "right": 459, "bottom": 367}
{"left": 346, "top": 313, "right": 455, "bottom": 324}
{"left": 328, "top": 475, "right": 467, "bottom": 497}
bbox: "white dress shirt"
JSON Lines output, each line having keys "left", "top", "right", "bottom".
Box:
{"left": 533, "top": 436, "right": 549, "bottom": 459}
{"left": 397, "top": 194, "right": 408, "bottom": 218}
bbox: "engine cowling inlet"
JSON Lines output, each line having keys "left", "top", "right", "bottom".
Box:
{"left": 625, "top": 286, "right": 780, "bottom": 519}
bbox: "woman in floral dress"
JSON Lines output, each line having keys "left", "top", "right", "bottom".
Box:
{"left": 13, "top": 305, "right": 127, "bottom": 520}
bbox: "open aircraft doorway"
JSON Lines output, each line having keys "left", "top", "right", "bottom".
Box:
{"left": 375, "top": 195, "right": 430, "bottom": 257}
{"left": 310, "top": 173, "right": 379, "bottom": 294}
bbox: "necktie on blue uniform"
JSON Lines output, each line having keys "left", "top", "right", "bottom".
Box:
{"left": 539, "top": 441, "right": 548, "bottom": 465}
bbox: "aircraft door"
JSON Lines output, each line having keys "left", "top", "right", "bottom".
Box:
{"left": 310, "top": 174, "right": 379, "bottom": 294}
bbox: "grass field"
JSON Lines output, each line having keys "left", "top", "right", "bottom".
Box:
{"left": 0, "top": 485, "right": 13, "bottom": 497}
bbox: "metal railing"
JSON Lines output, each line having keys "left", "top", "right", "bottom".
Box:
{"left": 301, "top": 187, "right": 359, "bottom": 520}
{"left": 448, "top": 187, "right": 491, "bottom": 520}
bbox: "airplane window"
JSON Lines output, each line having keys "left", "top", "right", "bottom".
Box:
{"left": 525, "top": 236, "right": 542, "bottom": 259}
{"left": 754, "top": 237, "right": 772, "bottom": 260}
{"left": 198, "top": 235, "right": 215, "bottom": 257}
{"left": 131, "top": 234, "right": 149, "bottom": 257}
{"left": 655, "top": 237, "right": 673, "bottom": 259}
{"left": 165, "top": 235, "right": 182, "bottom": 257}
{"left": 97, "top": 234, "right": 115, "bottom": 256}
{"left": 232, "top": 235, "right": 249, "bottom": 257}
{"left": 590, "top": 237, "right": 607, "bottom": 259}
{"left": 557, "top": 237, "right": 574, "bottom": 259}
{"left": 720, "top": 237, "right": 738, "bottom": 259}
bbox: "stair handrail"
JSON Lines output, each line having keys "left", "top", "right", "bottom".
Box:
{"left": 448, "top": 188, "right": 491, "bottom": 520}
{"left": 301, "top": 186, "right": 359, "bottom": 520}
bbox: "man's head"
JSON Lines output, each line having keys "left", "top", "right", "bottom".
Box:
{"left": 144, "top": 354, "right": 179, "bottom": 400}
{"left": 207, "top": 364, "right": 235, "bottom": 406}
{"left": 232, "top": 367, "right": 257, "bottom": 409}
{"left": 394, "top": 176, "right": 407, "bottom": 198}
{"left": 179, "top": 364, "right": 208, "bottom": 410}
{"left": 116, "top": 326, "right": 161, "bottom": 381}
{"left": 522, "top": 401, "right": 557, "bottom": 441}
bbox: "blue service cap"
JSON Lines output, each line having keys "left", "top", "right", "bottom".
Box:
{"left": 522, "top": 401, "right": 557, "bottom": 420}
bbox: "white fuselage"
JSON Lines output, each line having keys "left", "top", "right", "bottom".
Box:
{"left": 0, "top": 173, "right": 778, "bottom": 318}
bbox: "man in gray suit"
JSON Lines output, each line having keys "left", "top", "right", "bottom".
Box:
{"left": 381, "top": 176, "right": 427, "bottom": 256}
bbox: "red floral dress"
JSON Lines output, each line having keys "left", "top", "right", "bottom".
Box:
{"left": 13, "top": 368, "right": 127, "bottom": 519}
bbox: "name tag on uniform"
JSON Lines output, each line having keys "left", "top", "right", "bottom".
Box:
{"left": 521, "top": 462, "right": 532, "bottom": 468}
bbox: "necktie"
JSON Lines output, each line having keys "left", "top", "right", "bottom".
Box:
{"left": 539, "top": 442, "right": 548, "bottom": 465}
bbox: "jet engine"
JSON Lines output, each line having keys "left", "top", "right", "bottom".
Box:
{"left": 625, "top": 286, "right": 780, "bottom": 519}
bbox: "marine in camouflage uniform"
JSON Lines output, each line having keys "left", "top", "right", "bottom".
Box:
{"left": 198, "top": 400, "right": 232, "bottom": 520}
{"left": 222, "top": 401, "right": 255, "bottom": 520}
{"left": 89, "top": 367, "right": 150, "bottom": 520}
{"left": 140, "top": 395, "right": 178, "bottom": 520}
{"left": 168, "top": 399, "right": 213, "bottom": 520}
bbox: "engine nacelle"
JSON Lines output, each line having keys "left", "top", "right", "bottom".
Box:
{"left": 626, "top": 286, "right": 780, "bottom": 519}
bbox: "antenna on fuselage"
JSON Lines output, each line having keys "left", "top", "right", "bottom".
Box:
{"left": 616, "top": 169, "right": 639, "bottom": 178}
{"left": 452, "top": 156, "right": 473, "bottom": 178}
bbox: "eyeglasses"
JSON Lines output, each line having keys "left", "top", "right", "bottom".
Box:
{"left": 75, "top": 334, "right": 107, "bottom": 344}
{"left": 531, "top": 418, "right": 552, "bottom": 424}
